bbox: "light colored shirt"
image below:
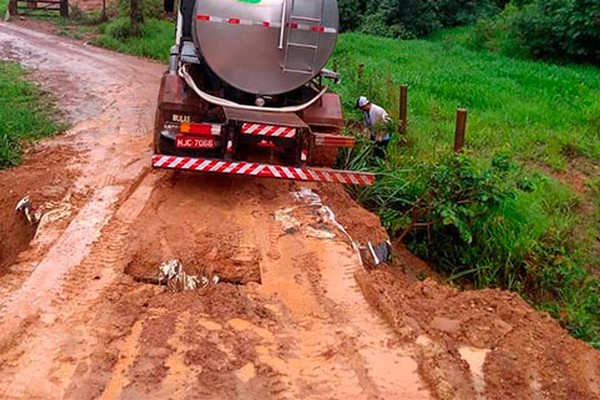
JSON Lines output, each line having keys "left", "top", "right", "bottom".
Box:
{"left": 364, "top": 104, "right": 391, "bottom": 140}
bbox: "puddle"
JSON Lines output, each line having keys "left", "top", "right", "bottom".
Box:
{"left": 458, "top": 346, "right": 490, "bottom": 398}
{"left": 100, "top": 319, "right": 144, "bottom": 399}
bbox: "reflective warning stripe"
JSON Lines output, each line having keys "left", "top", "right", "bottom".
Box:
{"left": 314, "top": 133, "right": 355, "bottom": 148}
{"left": 152, "top": 155, "right": 375, "bottom": 186}
{"left": 241, "top": 123, "right": 297, "bottom": 138}
{"left": 196, "top": 14, "right": 337, "bottom": 34}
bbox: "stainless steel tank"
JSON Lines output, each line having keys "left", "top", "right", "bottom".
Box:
{"left": 192, "top": 0, "right": 339, "bottom": 96}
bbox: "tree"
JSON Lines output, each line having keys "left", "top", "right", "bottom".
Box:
{"left": 339, "top": 0, "right": 365, "bottom": 32}
{"left": 130, "top": 0, "right": 144, "bottom": 35}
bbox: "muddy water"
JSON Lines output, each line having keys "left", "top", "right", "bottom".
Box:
{"left": 251, "top": 227, "right": 431, "bottom": 399}
{"left": 459, "top": 346, "right": 490, "bottom": 399}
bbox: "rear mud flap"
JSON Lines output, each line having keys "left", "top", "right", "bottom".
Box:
{"left": 152, "top": 154, "right": 376, "bottom": 186}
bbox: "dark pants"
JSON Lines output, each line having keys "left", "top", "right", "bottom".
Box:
{"left": 374, "top": 138, "right": 390, "bottom": 159}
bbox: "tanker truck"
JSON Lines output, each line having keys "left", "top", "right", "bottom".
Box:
{"left": 152, "top": 0, "right": 375, "bottom": 186}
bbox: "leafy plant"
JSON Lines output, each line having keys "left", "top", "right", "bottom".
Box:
{"left": 105, "top": 16, "right": 139, "bottom": 40}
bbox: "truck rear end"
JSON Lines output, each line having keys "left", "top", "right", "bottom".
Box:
{"left": 153, "top": 0, "right": 375, "bottom": 186}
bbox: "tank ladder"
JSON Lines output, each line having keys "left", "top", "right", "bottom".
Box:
{"left": 282, "top": 0, "right": 325, "bottom": 75}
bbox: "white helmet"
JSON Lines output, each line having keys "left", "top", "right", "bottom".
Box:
{"left": 356, "top": 96, "right": 370, "bottom": 109}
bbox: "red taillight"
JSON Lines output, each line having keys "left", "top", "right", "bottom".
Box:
{"left": 179, "top": 123, "right": 220, "bottom": 136}
{"left": 257, "top": 140, "right": 276, "bottom": 148}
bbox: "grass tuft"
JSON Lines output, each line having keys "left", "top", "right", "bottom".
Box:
{"left": 0, "top": 62, "right": 64, "bottom": 168}
{"left": 92, "top": 17, "right": 174, "bottom": 61}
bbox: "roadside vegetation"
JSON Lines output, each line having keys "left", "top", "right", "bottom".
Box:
{"left": 339, "top": 0, "right": 509, "bottom": 39}
{"left": 47, "top": 0, "right": 174, "bottom": 61}
{"left": 339, "top": 0, "right": 599, "bottom": 66}
{"left": 336, "top": 33, "right": 600, "bottom": 347}
{"left": 9, "top": 0, "right": 600, "bottom": 347}
{"left": 467, "top": 0, "right": 600, "bottom": 65}
{"left": 93, "top": 17, "right": 172, "bottom": 59}
{"left": 0, "top": 62, "right": 63, "bottom": 168}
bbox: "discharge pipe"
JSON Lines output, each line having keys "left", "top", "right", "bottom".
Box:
{"left": 178, "top": 64, "right": 328, "bottom": 113}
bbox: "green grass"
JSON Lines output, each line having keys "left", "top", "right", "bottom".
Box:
{"left": 333, "top": 32, "right": 600, "bottom": 171}
{"left": 92, "top": 17, "right": 174, "bottom": 61}
{"left": 0, "top": 62, "right": 63, "bottom": 168}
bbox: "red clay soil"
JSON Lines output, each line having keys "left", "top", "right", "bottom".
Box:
{"left": 356, "top": 263, "right": 600, "bottom": 400}
{"left": 56, "top": 172, "right": 432, "bottom": 400}
{"left": 123, "top": 172, "right": 291, "bottom": 285}
{"left": 318, "top": 183, "right": 389, "bottom": 245}
{"left": 0, "top": 145, "right": 79, "bottom": 274}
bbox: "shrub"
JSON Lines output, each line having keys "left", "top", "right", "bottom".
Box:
{"left": 437, "top": 0, "right": 500, "bottom": 27}
{"left": 358, "top": 10, "right": 412, "bottom": 39}
{"left": 105, "top": 16, "right": 139, "bottom": 40}
{"left": 472, "top": 0, "right": 600, "bottom": 64}
{"left": 467, "top": 5, "right": 527, "bottom": 57}
{"left": 340, "top": 0, "right": 507, "bottom": 37}
{"left": 350, "top": 148, "right": 600, "bottom": 346}
{"left": 339, "top": 0, "right": 364, "bottom": 32}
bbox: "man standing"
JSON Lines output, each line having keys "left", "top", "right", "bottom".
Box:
{"left": 356, "top": 96, "right": 392, "bottom": 158}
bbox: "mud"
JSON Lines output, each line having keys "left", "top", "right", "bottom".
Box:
{"left": 124, "top": 173, "right": 268, "bottom": 285}
{"left": 113, "top": 171, "right": 430, "bottom": 399}
{"left": 1, "top": 20, "right": 600, "bottom": 400}
{"left": 356, "top": 266, "right": 600, "bottom": 399}
{"left": 0, "top": 145, "right": 81, "bottom": 275}
{"left": 318, "top": 183, "right": 389, "bottom": 245}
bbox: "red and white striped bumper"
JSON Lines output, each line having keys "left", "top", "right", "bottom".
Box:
{"left": 152, "top": 155, "right": 376, "bottom": 186}
{"left": 241, "top": 123, "right": 297, "bottom": 138}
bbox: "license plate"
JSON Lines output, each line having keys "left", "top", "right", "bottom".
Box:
{"left": 175, "top": 136, "right": 215, "bottom": 149}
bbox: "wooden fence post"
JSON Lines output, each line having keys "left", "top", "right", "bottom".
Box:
{"left": 59, "top": 0, "right": 68, "bottom": 17}
{"left": 357, "top": 64, "right": 364, "bottom": 79}
{"left": 398, "top": 84, "right": 408, "bottom": 135}
{"left": 8, "top": 0, "right": 17, "bottom": 15}
{"left": 454, "top": 108, "right": 468, "bottom": 152}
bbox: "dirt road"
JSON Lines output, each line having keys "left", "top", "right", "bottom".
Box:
{"left": 0, "top": 23, "right": 430, "bottom": 399}
{"left": 1, "top": 23, "right": 600, "bottom": 400}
